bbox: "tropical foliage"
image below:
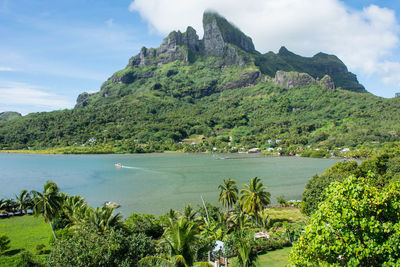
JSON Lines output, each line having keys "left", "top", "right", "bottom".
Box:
{"left": 291, "top": 175, "right": 400, "bottom": 266}
{"left": 301, "top": 152, "right": 400, "bottom": 215}
{"left": 0, "top": 56, "right": 399, "bottom": 154}
{"left": 218, "top": 178, "right": 238, "bottom": 210}
{"left": 31, "top": 181, "right": 63, "bottom": 239}
{"left": 240, "top": 177, "right": 271, "bottom": 221}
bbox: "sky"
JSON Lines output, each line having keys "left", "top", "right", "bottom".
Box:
{"left": 1, "top": 0, "right": 400, "bottom": 115}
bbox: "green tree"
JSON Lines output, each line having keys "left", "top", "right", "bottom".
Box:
{"left": 31, "top": 181, "right": 63, "bottom": 240}
{"left": 301, "top": 160, "right": 359, "bottom": 215}
{"left": 16, "top": 251, "right": 44, "bottom": 267}
{"left": 125, "top": 213, "right": 164, "bottom": 239}
{"left": 237, "top": 237, "right": 258, "bottom": 267}
{"left": 258, "top": 208, "right": 271, "bottom": 232}
{"left": 47, "top": 226, "right": 155, "bottom": 267}
{"left": 218, "top": 178, "right": 239, "bottom": 211}
{"left": 15, "top": 189, "right": 32, "bottom": 214}
{"left": 290, "top": 176, "right": 400, "bottom": 266}
{"left": 87, "top": 205, "right": 122, "bottom": 233}
{"left": 163, "top": 217, "right": 200, "bottom": 267}
{"left": 240, "top": 177, "right": 271, "bottom": 222}
{"left": 276, "top": 194, "right": 286, "bottom": 207}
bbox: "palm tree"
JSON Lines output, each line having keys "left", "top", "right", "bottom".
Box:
{"left": 237, "top": 237, "right": 258, "bottom": 267}
{"left": 228, "top": 204, "right": 252, "bottom": 231}
{"left": 31, "top": 181, "right": 63, "bottom": 240}
{"left": 163, "top": 217, "right": 200, "bottom": 267}
{"left": 218, "top": 178, "right": 238, "bottom": 211}
{"left": 180, "top": 205, "right": 199, "bottom": 223}
{"left": 15, "top": 189, "right": 32, "bottom": 215}
{"left": 62, "top": 195, "right": 88, "bottom": 227}
{"left": 87, "top": 205, "right": 122, "bottom": 233}
{"left": 0, "top": 198, "right": 15, "bottom": 214}
{"left": 258, "top": 208, "right": 271, "bottom": 232}
{"left": 239, "top": 177, "right": 271, "bottom": 222}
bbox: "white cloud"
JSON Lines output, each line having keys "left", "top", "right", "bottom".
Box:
{"left": 0, "top": 81, "right": 73, "bottom": 113}
{"left": 130, "top": 0, "right": 400, "bottom": 94}
{"left": 0, "top": 67, "right": 14, "bottom": 71}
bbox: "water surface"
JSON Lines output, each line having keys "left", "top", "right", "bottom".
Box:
{"left": 0, "top": 153, "right": 338, "bottom": 216}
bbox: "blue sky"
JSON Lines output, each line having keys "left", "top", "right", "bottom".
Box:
{"left": 1, "top": 0, "right": 400, "bottom": 114}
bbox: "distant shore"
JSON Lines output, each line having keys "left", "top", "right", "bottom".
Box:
{"left": 0, "top": 148, "right": 352, "bottom": 160}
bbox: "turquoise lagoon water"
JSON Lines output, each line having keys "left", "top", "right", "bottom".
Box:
{"left": 0, "top": 153, "right": 339, "bottom": 216}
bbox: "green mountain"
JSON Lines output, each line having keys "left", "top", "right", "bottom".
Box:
{"left": 0, "top": 111, "right": 21, "bottom": 121}
{"left": 0, "top": 12, "right": 398, "bottom": 152}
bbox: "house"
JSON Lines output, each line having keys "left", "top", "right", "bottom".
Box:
{"left": 247, "top": 147, "right": 261, "bottom": 153}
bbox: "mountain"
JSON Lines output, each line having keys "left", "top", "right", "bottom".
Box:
{"left": 0, "top": 112, "right": 21, "bottom": 121}
{"left": 76, "top": 12, "right": 364, "bottom": 108}
{"left": 0, "top": 12, "right": 398, "bottom": 152}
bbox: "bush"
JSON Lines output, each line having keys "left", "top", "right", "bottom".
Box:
{"left": 47, "top": 226, "right": 156, "bottom": 267}
{"left": 0, "top": 233, "right": 10, "bottom": 254}
{"left": 255, "top": 233, "right": 290, "bottom": 253}
{"left": 125, "top": 213, "right": 164, "bottom": 239}
{"left": 15, "top": 251, "right": 44, "bottom": 267}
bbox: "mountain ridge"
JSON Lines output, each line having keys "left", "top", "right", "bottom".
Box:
{"left": 0, "top": 11, "right": 398, "bottom": 153}
{"left": 77, "top": 11, "right": 364, "bottom": 108}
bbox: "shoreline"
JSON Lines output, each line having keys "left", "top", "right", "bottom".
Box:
{"left": 0, "top": 149, "right": 352, "bottom": 160}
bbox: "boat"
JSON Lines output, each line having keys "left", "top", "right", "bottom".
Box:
{"left": 105, "top": 201, "right": 121, "bottom": 208}
{"left": 115, "top": 163, "right": 122, "bottom": 168}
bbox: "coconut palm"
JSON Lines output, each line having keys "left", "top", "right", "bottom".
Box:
{"left": 87, "top": 205, "right": 122, "bottom": 233}
{"left": 62, "top": 195, "right": 88, "bottom": 227}
{"left": 31, "top": 181, "right": 64, "bottom": 239}
{"left": 0, "top": 198, "right": 10, "bottom": 214}
{"left": 163, "top": 217, "right": 200, "bottom": 267}
{"left": 15, "top": 189, "right": 32, "bottom": 214}
{"left": 239, "top": 177, "right": 271, "bottom": 222}
{"left": 218, "top": 178, "right": 238, "bottom": 211}
{"left": 180, "top": 205, "right": 199, "bottom": 223}
{"left": 228, "top": 204, "right": 252, "bottom": 231}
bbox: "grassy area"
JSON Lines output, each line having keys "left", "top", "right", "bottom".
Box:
{"left": 268, "top": 206, "right": 308, "bottom": 224}
{"left": 0, "top": 215, "right": 52, "bottom": 266}
{"left": 230, "top": 247, "right": 292, "bottom": 267}
{"left": 256, "top": 247, "right": 291, "bottom": 266}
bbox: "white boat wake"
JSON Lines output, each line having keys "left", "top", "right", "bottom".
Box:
{"left": 115, "top": 163, "right": 140, "bottom": 169}
{"left": 120, "top": 165, "right": 139, "bottom": 169}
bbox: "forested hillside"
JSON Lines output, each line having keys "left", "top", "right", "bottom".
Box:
{"left": 0, "top": 12, "right": 398, "bottom": 153}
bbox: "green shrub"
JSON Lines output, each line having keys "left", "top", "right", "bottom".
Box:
{"left": 0, "top": 233, "right": 10, "bottom": 254}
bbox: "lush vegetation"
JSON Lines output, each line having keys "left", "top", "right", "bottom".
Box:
{"left": 0, "top": 112, "right": 21, "bottom": 122}
{"left": 301, "top": 144, "right": 400, "bottom": 215}
{"left": 291, "top": 175, "right": 400, "bottom": 265}
{"left": 0, "top": 216, "right": 51, "bottom": 266}
{"left": 0, "top": 177, "right": 303, "bottom": 266}
{"left": 2, "top": 149, "right": 400, "bottom": 265}
{"left": 0, "top": 21, "right": 399, "bottom": 154}
{"left": 1, "top": 69, "right": 399, "bottom": 154}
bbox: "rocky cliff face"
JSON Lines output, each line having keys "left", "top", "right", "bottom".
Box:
{"left": 77, "top": 11, "right": 366, "bottom": 107}
{"left": 202, "top": 11, "right": 255, "bottom": 64}
{"left": 129, "top": 26, "right": 200, "bottom": 67}
{"left": 274, "top": 70, "right": 335, "bottom": 89}
{"left": 274, "top": 71, "right": 315, "bottom": 88}
{"left": 129, "top": 12, "right": 255, "bottom": 68}
{"left": 258, "top": 47, "right": 364, "bottom": 92}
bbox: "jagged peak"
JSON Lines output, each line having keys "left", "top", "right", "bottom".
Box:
{"left": 278, "top": 46, "right": 294, "bottom": 56}
{"left": 202, "top": 11, "right": 255, "bottom": 53}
